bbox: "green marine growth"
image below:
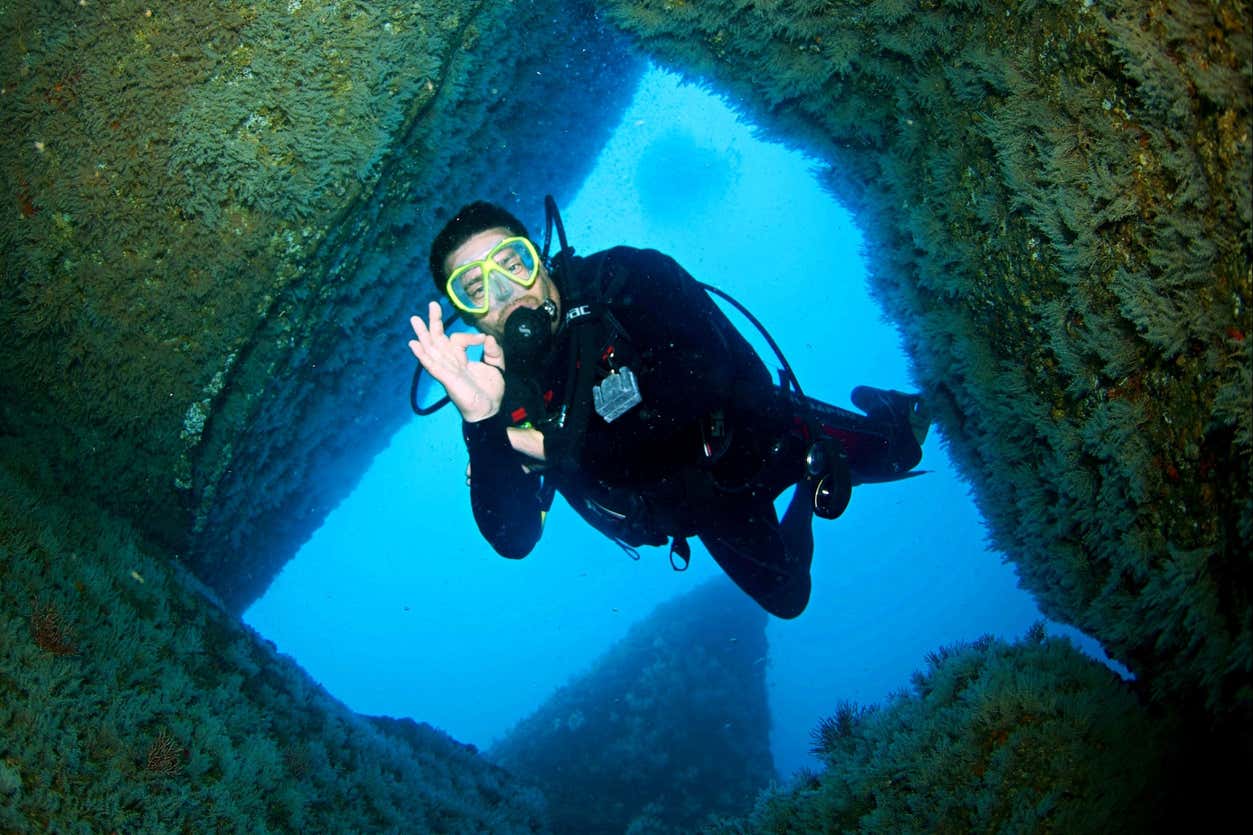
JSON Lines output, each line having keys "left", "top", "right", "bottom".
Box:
{"left": 712, "top": 629, "right": 1168, "bottom": 834}
{"left": 0, "top": 0, "right": 455, "bottom": 558}
{"left": 490, "top": 580, "right": 774, "bottom": 835}
{"left": 0, "top": 462, "right": 547, "bottom": 833}
{"left": 602, "top": 0, "right": 1252, "bottom": 720}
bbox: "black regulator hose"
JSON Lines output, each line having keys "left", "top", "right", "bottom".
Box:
{"left": 697, "top": 282, "right": 804, "bottom": 397}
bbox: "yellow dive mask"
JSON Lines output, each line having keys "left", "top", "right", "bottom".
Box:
{"left": 445, "top": 236, "right": 540, "bottom": 315}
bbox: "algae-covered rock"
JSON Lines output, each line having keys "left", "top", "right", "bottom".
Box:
{"left": 0, "top": 759, "right": 20, "bottom": 797}
{"left": 711, "top": 628, "right": 1168, "bottom": 834}
{"left": 0, "top": 460, "right": 547, "bottom": 832}
{"left": 490, "top": 580, "right": 775, "bottom": 835}
{"left": 3, "top": 0, "right": 1249, "bottom": 828}
{"left": 0, "top": 1, "right": 641, "bottom": 829}
{"left": 602, "top": 0, "right": 1251, "bottom": 724}
{"left": 0, "top": 0, "right": 642, "bottom": 611}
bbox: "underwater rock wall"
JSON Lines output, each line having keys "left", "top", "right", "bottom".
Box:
{"left": 1, "top": 1, "right": 641, "bottom": 828}
{"left": 602, "top": 0, "right": 1251, "bottom": 721}
{"left": 710, "top": 628, "right": 1169, "bottom": 833}
{"left": 0, "top": 0, "right": 642, "bottom": 612}
{"left": 489, "top": 580, "right": 775, "bottom": 835}
{"left": 0, "top": 460, "right": 547, "bottom": 832}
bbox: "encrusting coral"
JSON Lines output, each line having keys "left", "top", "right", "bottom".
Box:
{"left": 0, "top": 459, "right": 547, "bottom": 832}
{"left": 709, "top": 628, "right": 1168, "bottom": 834}
{"left": 602, "top": 0, "right": 1251, "bottom": 729}
{"left": 490, "top": 580, "right": 774, "bottom": 835}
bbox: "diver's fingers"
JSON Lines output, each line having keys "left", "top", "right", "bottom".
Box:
{"left": 481, "top": 334, "right": 504, "bottom": 367}
{"left": 409, "top": 318, "right": 459, "bottom": 379}
{"left": 409, "top": 337, "right": 451, "bottom": 383}
{"left": 410, "top": 313, "right": 429, "bottom": 341}
{"left": 415, "top": 306, "right": 487, "bottom": 368}
{"left": 465, "top": 460, "right": 472, "bottom": 486}
{"left": 408, "top": 311, "right": 432, "bottom": 363}
{"left": 449, "top": 331, "right": 488, "bottom": 352}
{"left": 426, "top": 300, "right": 445, "bottom": 339}
{"left": 409, "top": 315, "right": 443, "bottom": 368}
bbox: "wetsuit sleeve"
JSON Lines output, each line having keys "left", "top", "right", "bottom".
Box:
{"left": 462, "top": 410, "right": 543, "bottom": 559}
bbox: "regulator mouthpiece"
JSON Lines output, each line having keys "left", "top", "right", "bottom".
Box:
{"left": 502, "top": 305, "right": 553, "bottom": 378}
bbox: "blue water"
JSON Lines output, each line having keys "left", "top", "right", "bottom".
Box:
{"left": 245, "top": 65, "right": 1119, "bottom": 782}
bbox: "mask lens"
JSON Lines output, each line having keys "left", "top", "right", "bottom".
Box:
{"left": 448, "top": 264, "right": 487, "bottom": 313}
{"left": 490, "top": 239, "right": 538, "bottom": 285}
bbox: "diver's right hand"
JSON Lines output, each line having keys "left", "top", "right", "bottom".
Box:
{"left": 409, "top": 301, "right": 505, "bottom": 423}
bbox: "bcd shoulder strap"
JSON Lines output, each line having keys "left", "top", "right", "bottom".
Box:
{"left": 546, "top": 250, "right": 698, "bottom": 568}
{"left": 543, "top": 251, "right": 632, "bottom": 471}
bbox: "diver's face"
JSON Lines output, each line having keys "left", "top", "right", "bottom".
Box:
{"left": 445, "top": 227, "right": 560, "bottom": 341}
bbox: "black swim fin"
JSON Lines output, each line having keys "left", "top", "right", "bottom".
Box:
{"left": 850, "top": 385, "right": 931, "bottom": 447}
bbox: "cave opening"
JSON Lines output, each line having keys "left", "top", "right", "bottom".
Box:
{"left": 243, "top": 63, "right": 1088, "bottom": 781}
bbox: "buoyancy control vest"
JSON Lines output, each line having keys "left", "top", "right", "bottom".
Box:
{"left": 497, "top": 248, "right": 706, "bottom": 567}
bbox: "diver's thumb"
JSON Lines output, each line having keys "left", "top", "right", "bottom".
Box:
{"left": 482, "top": 334, "right": 505, "bottom": 369}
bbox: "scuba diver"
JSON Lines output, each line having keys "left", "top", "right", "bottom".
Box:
{"left": 408, "top": 198, "right": 930, "bottom": 619}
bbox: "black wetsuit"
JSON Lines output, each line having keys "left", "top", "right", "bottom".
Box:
{"left": 462, "top": 246, "right": 919, "bottom": 619}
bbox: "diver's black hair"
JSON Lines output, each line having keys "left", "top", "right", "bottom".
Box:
{"left": 428, "top": 201, "right": 530, "bottom": 295}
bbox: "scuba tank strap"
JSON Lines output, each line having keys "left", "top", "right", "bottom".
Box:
{"left": 542, "top": 309, "right": 602, "bottom": 472}
{"left": 542, "top": 252, "right": 629, "bottom": 472}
